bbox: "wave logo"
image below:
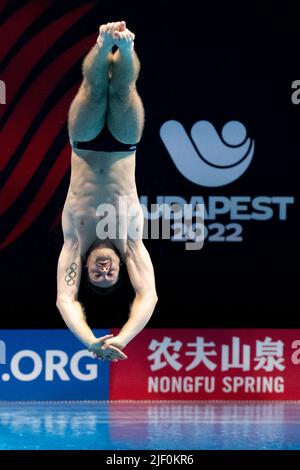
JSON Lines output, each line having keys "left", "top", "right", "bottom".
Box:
{"left": 160, "top": 120, "right": 255, "bottom": 187}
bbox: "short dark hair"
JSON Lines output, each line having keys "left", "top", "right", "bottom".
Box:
{"left": 84, "top": 266, "right": 123, "bottom": 296}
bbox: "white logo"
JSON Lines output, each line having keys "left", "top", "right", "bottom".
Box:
{"left": 160, "top": 120, "right": 255, "bottom": 187}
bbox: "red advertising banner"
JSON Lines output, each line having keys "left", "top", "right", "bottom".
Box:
{"left": 110, "top": 329, "right": 300, "bottom": 400}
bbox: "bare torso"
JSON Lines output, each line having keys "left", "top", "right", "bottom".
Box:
{"left": 63, "top": 148, "right": 143, "bottom": 258}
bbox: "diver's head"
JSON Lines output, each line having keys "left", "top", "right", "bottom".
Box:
{"left": 86, "top": 240, "right": 122, "bottom": 294}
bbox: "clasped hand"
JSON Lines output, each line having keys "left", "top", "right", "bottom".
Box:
{"left": 88, "top": 334, "right": 128, "bottom": 362}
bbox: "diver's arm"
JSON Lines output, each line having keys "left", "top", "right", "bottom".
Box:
{"left": 56, "top": 238, "right": 97, "bottom": 348}
{"left": 110, "top": 240, "right": 158, "bottom": 348}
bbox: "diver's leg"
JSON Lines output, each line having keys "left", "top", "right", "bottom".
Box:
{"left": 107, "top": 23, "right": 145, "bottom": 144}
{"left": 68, "top": 22, "right": 124, "bottom": 142}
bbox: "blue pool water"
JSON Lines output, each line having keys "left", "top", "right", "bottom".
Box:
{"left": 0, "top": 401, "right": 299, "bottom": 450}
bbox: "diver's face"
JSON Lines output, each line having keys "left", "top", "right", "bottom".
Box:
{"left": 87, "top": 246, "right": 120, "bottom": 288}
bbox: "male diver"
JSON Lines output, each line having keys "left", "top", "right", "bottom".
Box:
{"left": 56, "top": 21, "right": 157, "bottom": 362}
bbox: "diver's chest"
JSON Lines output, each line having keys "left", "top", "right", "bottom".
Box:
{"left": 75, "top": 210, "right": 130, "bottom": 239}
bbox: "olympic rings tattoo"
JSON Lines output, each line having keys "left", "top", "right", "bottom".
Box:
{"left": 64, "top": 262, "right": 77, "bottom": 286}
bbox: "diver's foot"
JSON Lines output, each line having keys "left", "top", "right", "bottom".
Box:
{"left": 113, "top": 25, "right": 135, "bottom": 53}
{"left": 97, "top": 21, "right": 126, "bottom": 51}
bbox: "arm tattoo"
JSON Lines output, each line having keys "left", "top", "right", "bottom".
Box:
{"left": 64, "top": 262, "right": 78, "bottom": 286}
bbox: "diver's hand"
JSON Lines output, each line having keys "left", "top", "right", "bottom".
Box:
{"left": 103, "top": 335, "right": 127, "bottom": 351}
{"left": 88, "top": 334, "right": 128, "bottom": 362}
{"left": 101, "top": 335, "right": 128, "bottom": 361}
